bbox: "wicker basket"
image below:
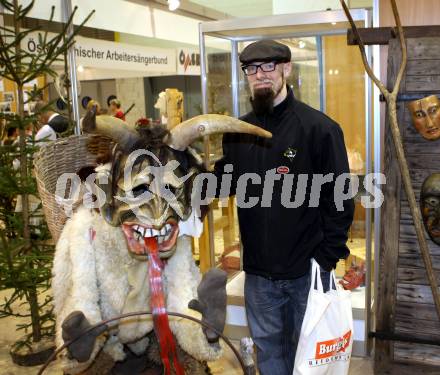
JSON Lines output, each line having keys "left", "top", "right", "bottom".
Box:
{"left": 33, "top": 135, "right": 98, "bottom": 242}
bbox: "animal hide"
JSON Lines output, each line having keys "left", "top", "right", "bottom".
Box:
{"left": 52, "top": 206, "right": 222, "bottom": 374}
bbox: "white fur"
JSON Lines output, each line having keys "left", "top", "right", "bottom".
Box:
{"left": 52, "top": 207, "right": 221, "bottom": 374}
{"left": 165, "top": 236, "right": 222, "bottom": 362}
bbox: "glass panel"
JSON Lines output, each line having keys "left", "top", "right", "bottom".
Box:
{"left": 289, "top": 37, "right": 321, "bottom": 110}
{"left": 323, "top": 34, "right": 367, "bottom": 310}
{"left": 201, "top": 14, "right": 373, "bottom": 356}
{"left": 205, "top": 36, "right": 233, "bottom": 161}
{"left": 210, "top": 20, "right": 367, "bottom": 40}
{"left": 203, "top": 33, "right": 370, "bottom": 307}
{"left": 196, "top": 36, "right": 242, "bottom": 277}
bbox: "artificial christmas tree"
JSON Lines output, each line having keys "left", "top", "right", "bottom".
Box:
{"left": 0, "top": 0, "right": 91, "bottom": 365}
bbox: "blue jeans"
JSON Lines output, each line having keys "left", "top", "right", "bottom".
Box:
{"left": 244, "top": 266, "right": 331, "bottom": 375}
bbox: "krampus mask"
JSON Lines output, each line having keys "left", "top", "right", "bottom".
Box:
{"left": 421, "top": 173, "right": 440, "bottom": 245}
{"left": 82, "top": 108, "right": 271, "bottom": 260}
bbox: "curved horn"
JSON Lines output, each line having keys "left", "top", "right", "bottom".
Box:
{"left": 168, "top": 114, "right": 272, "bottom": 151}
{"left": 82, "top": 107, "right": 138, "bottom": 149}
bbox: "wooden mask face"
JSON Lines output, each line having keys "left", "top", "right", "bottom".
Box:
{"left": 421, "top": 174, "right": 440, "bottom": 245}
{"left": 407, "top": 95, "right": 440, "bottom": 141}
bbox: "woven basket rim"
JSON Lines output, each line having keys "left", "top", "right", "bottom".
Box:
{"left": 33, "top": 134, "right": 98, "bottom": 241}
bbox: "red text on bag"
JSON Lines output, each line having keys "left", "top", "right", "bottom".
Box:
{"left": 315, "top": 330, "right": 352, "bottom": 360}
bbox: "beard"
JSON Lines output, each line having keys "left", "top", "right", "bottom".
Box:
{"left": 250, "top": 75, "right": 285, "bottom": 116}
{"left": 250, "top": 87, "right": 274, "bottom": 116}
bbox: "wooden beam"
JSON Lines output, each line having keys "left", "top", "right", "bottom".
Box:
{"left": 374, "top": 38, "right": 403, "bottom": 374}
{"left": 348, "top": 25, "right": 440, "bottom": 45}
{"left": 385, "top": 359, "right": 440, "bottom": 375}
{"left": 198, "top": 217, "right": 211, "bottom": 274}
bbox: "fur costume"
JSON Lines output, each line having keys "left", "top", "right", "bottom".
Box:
{"left": 52, "top": 207, "right": 221, "bottom": 374}
{"left": 48, "top": 112, "right": 270, "bottom": 374}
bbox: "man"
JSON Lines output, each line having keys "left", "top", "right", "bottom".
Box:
{"left": 214, "top": 40, "right": 354, "bottom": 375}
{"left": 34, "top": 101, "right": 68, "bottom": 142}
{"left": 109, "top": 98, "right": 126, "bottom": 121}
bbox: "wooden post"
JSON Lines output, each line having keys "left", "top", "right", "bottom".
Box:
{"left": 221, "top": 196, "right": 236, "bottom": 249}
{"left": 198, "top": 217, "right": 211, "bottom": 274}
{"left": 340, "top": 0, "right": 440, "bottom": 323}
{"left": 375, "top": 39, "right": 403, "bottom": 371}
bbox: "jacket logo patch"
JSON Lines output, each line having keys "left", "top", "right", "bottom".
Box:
{"left": 283, "top": 147, "right": 297, "bottom": 162}
{"left": 277, "top": 166, "right": 290, "bottom": 174}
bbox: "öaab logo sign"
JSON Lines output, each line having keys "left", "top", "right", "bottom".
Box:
{"left": 308, "top": 330, "right": 352, "bottom": 367}
{"left": 178, "top": 49, "right": 200, "bottom": 73}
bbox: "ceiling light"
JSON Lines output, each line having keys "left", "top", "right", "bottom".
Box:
{"left": 298, "top": 41, "right": 306, "bottom": 49}
{"left": 168, "top": 0, "right": 180, "bottom": 11}
{"left": 77, "top": 65, "right": 84, "bottom": 72}
{"left": 331, "top": 22, "right": 337, "bottom": 25}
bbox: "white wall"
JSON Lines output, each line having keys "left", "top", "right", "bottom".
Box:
{"left": 115, "top": 78, "right": 146, "bottom": 124}
{"left": 20, "top": 0, "right": 201, "bottom": 45}
{"left": 273, "top": 0, "right": 342, "bottom": 14}
{"left": 273, "top": 0, "right": 372, "bottom": 14}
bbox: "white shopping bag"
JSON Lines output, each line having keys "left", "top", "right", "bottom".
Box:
{"left": 293, "top": 259, "right": 353, "bottom": 375}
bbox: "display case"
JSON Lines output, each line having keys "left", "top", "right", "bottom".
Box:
{"left": 198, "top": 8, "right": 378, "bottom": 357}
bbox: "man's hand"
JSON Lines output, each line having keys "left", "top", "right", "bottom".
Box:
{"left": 188, "top": 268, "right": 227, "bottom": 343}
{"left": 62, "top": 311, "right": 107, "bottom": 363}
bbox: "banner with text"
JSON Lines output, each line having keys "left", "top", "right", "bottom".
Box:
{"left": 23, "top": 33, "right": 176, "bottom": 75}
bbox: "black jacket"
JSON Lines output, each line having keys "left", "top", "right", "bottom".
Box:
{"left": 214, "top": 88, "right": 354, "bottom": 279}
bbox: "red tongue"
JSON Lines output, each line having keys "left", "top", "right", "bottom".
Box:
{"left": 144, "top": 237, "right": 184, "bottom": 375}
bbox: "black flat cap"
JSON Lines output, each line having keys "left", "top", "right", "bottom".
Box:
{"left": 239, "top": 39, "right": 291, "bottom": 65}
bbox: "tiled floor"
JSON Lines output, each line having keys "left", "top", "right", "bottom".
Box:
{"left": 0, "top": 339, "right": 373, "bottom": 375}
{"left": 0, "top": 314, "right": 373, "bottom": 375}
{"left": 208, "top": 342, "right": 374, "bottom": 374}
{"left": 0, "top": 287, "right": 374, "bottom": 375}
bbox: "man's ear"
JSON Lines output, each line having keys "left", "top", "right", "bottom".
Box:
{"left": 283, "top": 62, "right": 292, "bottom": 77}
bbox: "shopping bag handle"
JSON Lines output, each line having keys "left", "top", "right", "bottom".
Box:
{"left": 302, "top": 259, "right": 331, "bottom": 337}
{"left": 329, "top": 270, "right": 338, "bottom": 292}
{"left": 310, "top": 258, "right": 338, "bottom": 293}
{"left": 311, "top": 259, "right": 339, "bottom": 293}
{"left": 311, "top": 259, "right": 324, "bottom": 293}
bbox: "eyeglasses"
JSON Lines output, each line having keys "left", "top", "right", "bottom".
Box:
{"left": 241, "top": 61, "right": 278, "bottom": 76}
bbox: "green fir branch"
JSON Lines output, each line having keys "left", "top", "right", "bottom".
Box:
{"left": 16, "top": 0, "right": 35, "bottom": 21}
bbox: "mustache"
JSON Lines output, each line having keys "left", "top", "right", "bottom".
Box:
{"left": 253, "top": 79, "right": 274, "bottom": 86}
